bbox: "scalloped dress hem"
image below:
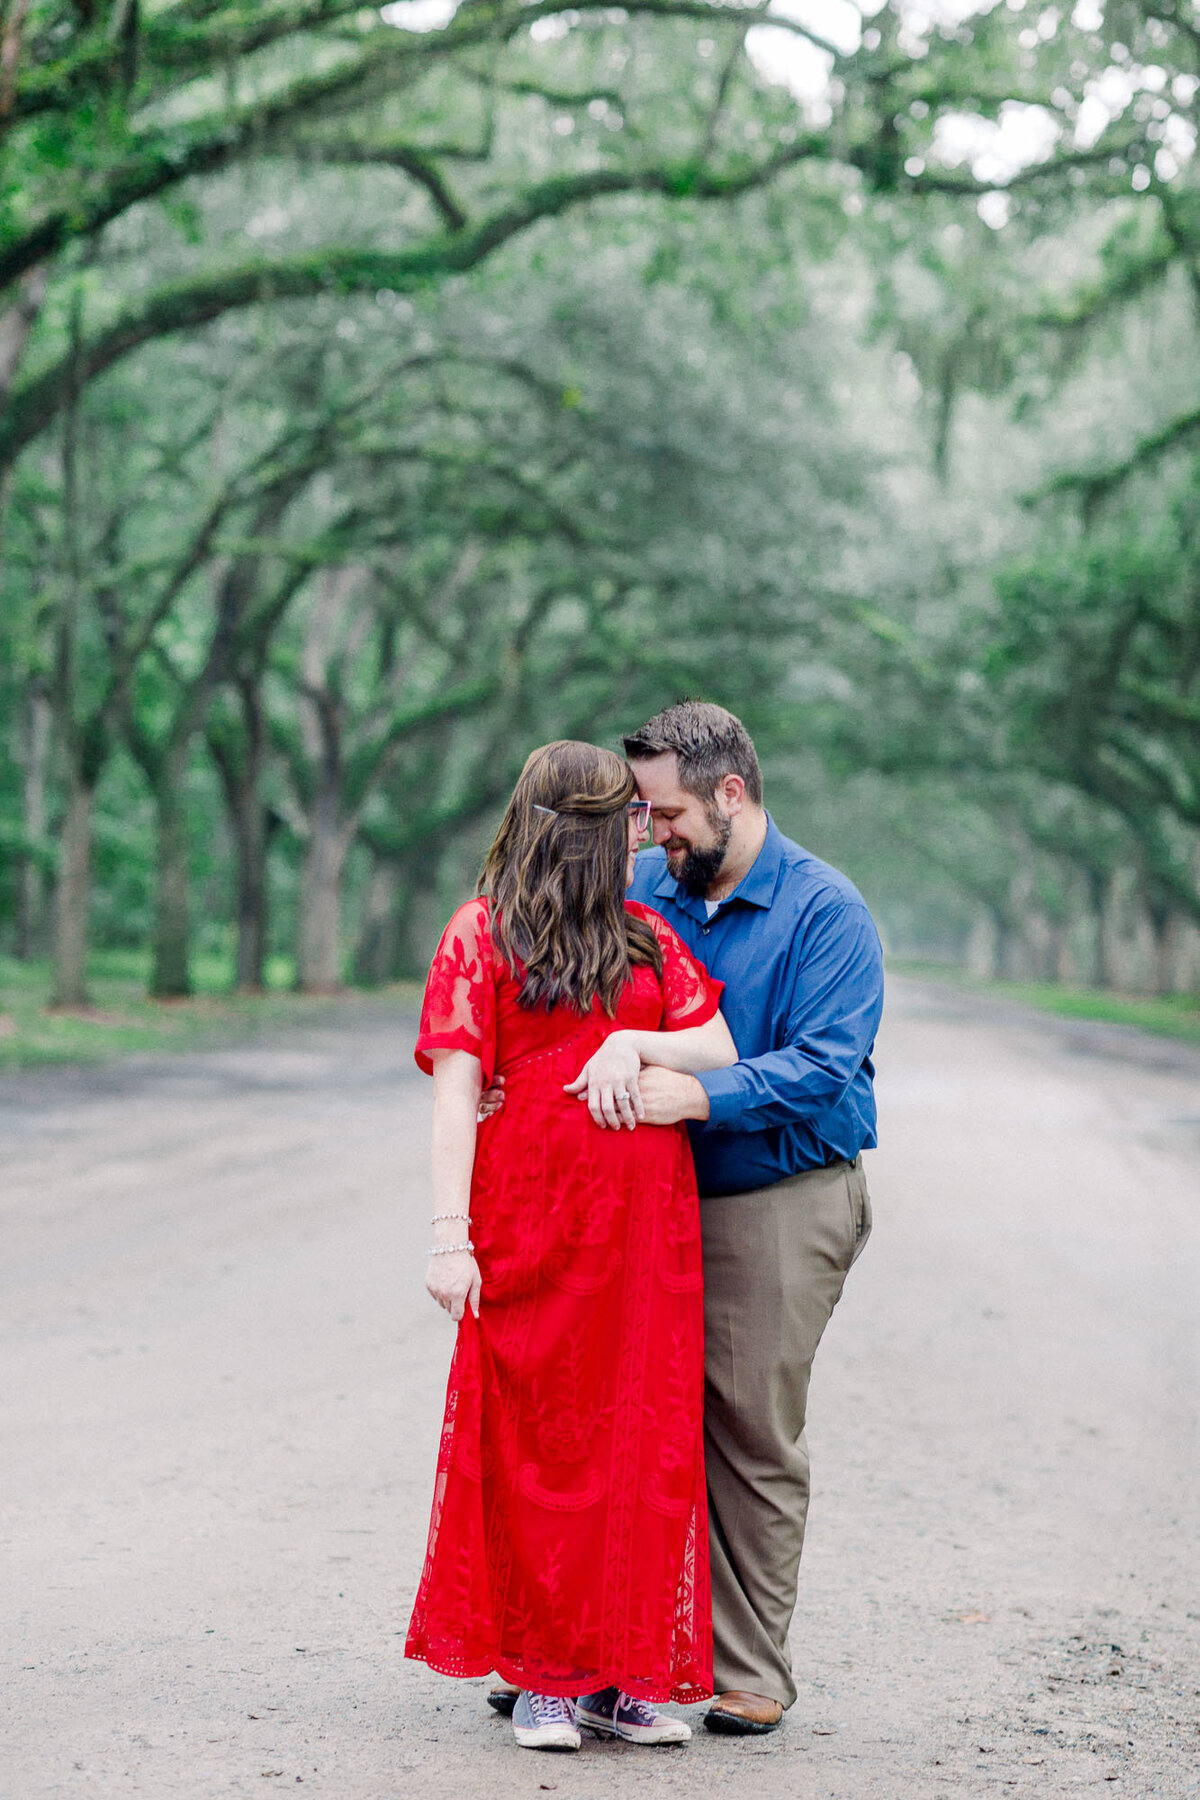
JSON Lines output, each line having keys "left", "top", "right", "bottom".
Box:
{"left": 404, "top": 1641, "right": 712, "bottom": 1707}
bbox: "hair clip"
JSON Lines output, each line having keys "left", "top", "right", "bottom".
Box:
{"left": 532, "top": 804, "right": 557, "bottom": 816}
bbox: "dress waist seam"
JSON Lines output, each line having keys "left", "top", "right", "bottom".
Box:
{"left": 497, "top": 1027, "right": 599, "bottom": 1080}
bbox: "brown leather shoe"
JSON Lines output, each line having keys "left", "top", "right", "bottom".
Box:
{"left": 704, "top": 1690, "right": 785, "bottom": 1735}
{"left": 485, "top": 1681, "right": 520, "bottom": 1717}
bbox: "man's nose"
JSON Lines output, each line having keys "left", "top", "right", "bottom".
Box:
{"left": 652, "top": 818, "right": 672, "bottom": 846}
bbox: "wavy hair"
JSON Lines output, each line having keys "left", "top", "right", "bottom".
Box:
{"left": 479, "top": 741, "right": 662, "bottom": 1016}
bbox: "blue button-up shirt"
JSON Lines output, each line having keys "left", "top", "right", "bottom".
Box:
{"left": 627, "top": 816, "right": 884, "bottom": 1196}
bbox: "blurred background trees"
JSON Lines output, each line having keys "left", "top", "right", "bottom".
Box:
{"left": 1, "top": 0, "right": 1197, "bottom": 1004}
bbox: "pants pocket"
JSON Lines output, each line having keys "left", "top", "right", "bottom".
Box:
{"left": 848, "top": 1156, "right": 872, "bottom": 1263}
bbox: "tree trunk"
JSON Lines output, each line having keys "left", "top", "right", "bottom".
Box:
{"left": 232, "top": 789, "right": 268, "bottom": 993}
{"left": 16, "top": 683, "right": 51, "bottom": 959}
{"left": 149, "top": 766, "right": 192, "bottom": 999}
{"left": 354, "top": 845, "right": 444, "bottom": 983}
{"left": 1045, "top": 917, "right": 1071, "bottom": 984}
{"left": 987, "top": 904, "right": 1017, "bottom": 981}
{"left": 213, "top": 768, "right": 269, "bottom": 993}
{"left": 353, "top": 857, "right": 398, "bottom": 987}
{"left": 1083, "top": 865, "right": 1112, "bottom": 988}
{"left": 392, "top": 888, "right": 429, "bottom": 981}
{"left": 391, "top": 849, "right": 442, "bottom": 979}
{"left": 210, "top": 684, "right": 270, "bottom": 993}
{"left": 1146, "top": 893, "right": 1178, "bottom": 998}
{"left": 296, "top": 804, "right": 351, "bottom": 993}
{"left": 50, "top": 771, "right": 93, "bottom": 1007}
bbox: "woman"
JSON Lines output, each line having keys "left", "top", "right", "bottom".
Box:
{"left": 405, "top": 741, "right": 736, "bottom": 1751}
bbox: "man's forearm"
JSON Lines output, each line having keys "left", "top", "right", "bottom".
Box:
{"left": 637, "top": 1067, "right": 711, "bottom": 1124}
{"left": 696, "top": 1043, "right": 853, "bottom": 1131}
{"left": 673, "top": 1073, "right": 711, "bottom": 1119}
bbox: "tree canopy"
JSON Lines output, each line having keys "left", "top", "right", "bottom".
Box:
{"left": 1, "top": 0, "right": 1198, "bottom": 1008}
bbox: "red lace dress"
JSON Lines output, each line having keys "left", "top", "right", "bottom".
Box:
{"left": 404, "top": 897, "right": 722, "bottom": 1702}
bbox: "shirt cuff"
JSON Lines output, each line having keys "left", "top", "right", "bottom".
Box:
{"left": 696, "top": 1065, "right": 744, "bottom": 1129}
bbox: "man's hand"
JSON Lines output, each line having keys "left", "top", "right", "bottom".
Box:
{"left": 564, "top": 1034, "right": 644, "bottom": 1130}
{"left": 637, "top": 1066, "right": 711, "bottom": 1125}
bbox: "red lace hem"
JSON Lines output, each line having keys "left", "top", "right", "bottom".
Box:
{"left": 404, "top": 1638, "right": 712, "bottom": 1706}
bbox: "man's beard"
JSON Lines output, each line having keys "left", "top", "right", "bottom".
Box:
{"left": 671, "top": 806, "right": 733, "bottom": 897}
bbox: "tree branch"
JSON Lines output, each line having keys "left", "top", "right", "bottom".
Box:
{"left": 5, "top": 0, "right": 368, "bottom": 126}
{"left": 0, "top": 0, "right": 31, "bottom": 121}
{"left": 1029, "top": 404, "right": 1200, "bottom": 509}
{"left": 343, "top": 672, "right": 501, "bottom": 815}
{"left": 3, "top": 0, "right": 847, "bottom": 137}
{"left": 0, "top": 43, "right": 467, "bottom": 293}
{"left": 1032, "top": 238, "right": 1176, "bottom": 333}
{"left": 905, "top": 135, "right": 1146, "bottom": 199}
{"left": 0, "top": 143, "right": 828, "bottom": 468}
{"left": 297, "top": 140, "right": 468, "bottom": 230}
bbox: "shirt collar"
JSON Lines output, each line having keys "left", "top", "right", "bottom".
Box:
{"left": 652, "top": 813, "right": 784, "bottom": 918}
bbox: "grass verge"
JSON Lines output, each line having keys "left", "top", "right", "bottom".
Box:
{"left": 0, "top": 951, "right": 420, "bottom": 1071}
{"left": 8, "top": 951, "right": 1196, "bottom": 1071}
{"left": 890, "top": 960, "right": 1200, "bottom": 1048}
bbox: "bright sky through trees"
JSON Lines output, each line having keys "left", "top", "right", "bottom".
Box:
{"left": 747, "top": 0, "right": 1194, "bottom": 216}
{"left": 379, "top": 0, "right": 1196, "bottom": 225}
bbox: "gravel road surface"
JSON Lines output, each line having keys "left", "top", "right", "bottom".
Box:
{"left": 3, "top": 977, "right": 1198, "bottom": 1799}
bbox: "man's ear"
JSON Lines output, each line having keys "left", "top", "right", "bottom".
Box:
{"left": 718, "top": 774, "right": 746, "bottom": 815}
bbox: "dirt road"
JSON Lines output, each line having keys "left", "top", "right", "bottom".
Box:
{"left": 3, "top": 978, "right": 1198, "bottom": 1799}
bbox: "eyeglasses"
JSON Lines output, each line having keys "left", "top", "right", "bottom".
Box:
{"left": 535, "top": 799, "right": 652, "bottom": 835}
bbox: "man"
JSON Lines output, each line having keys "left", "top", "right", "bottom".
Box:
{"left": 488, "top": 701, "right": 883, "bottom": 1736}
{"left": 620, "top": 700, "right": 881, "bottom": 1734}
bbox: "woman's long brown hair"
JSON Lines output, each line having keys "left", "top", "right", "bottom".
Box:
{"left": 479, "top": 741, "right": 662, "bottom": 1015}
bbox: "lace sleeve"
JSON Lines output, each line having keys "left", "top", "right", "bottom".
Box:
{"left": 636, "top": 906, "right": 724, "bottom": 1031}
{"left": 414, "top": 899, "right": 497, "bottom": 1085}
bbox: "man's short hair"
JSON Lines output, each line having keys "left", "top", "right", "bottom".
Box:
{"left": 623, "top": 701, "right": 763, "bottom": 806}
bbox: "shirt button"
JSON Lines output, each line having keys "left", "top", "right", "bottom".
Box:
{"left": 701, "top": 925, "right": 711, "bottom": 935}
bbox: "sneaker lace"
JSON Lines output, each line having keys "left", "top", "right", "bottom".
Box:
{"left": 528, "top": 1693, "right": 576, "bottom": 1726}
{"left": 617, "top": 1692, "right": 658, "bottom": 1728}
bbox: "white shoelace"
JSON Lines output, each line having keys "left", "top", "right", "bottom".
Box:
{"left": 527, "top": 1693, "right": 576, "bottom": 1725}
{"left": 617, "top": 1692, "right": 657, "bottom": 1726}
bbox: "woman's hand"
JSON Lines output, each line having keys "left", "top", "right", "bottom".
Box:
{"left": 564, "top": 1033, "right": 645, "bottom": 1130}
{"left": 477, "top": 1073, "right": 506, "bottom": 1120}
{"left": 426, "top": 1249, "right": 482, "bottom": 1322}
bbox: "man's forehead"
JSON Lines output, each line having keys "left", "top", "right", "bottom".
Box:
{"left": 632, "top": 753, "right": 691, "bottom": 807}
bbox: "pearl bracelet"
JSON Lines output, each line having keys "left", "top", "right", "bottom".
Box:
{"left": 431, "top": 1211, "right": 471, "bottom": 1223}
{"left": 428, "top": 1241, "right": 474, "bottom": 1256}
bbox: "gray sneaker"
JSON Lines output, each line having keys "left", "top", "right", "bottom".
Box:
{"left": 575, "top": 1686, "right": 621, "bottom": 1734}
{"left": 576, "top": 1688, "right": 692, "bottom": 1744}
{"left": 512, "top": 1690, "right": 582, "bottom": 1751}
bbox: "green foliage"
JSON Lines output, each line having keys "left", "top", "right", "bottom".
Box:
{"left": 2, "top": 0, "right": 1200, "bottom": 1025}
{"left": 0, "top": 948, "right": 381, "bottom": 1069}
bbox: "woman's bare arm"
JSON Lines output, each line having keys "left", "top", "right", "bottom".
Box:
{"left": 564, "top": 1011, "right": 737, "bottom": 1130}
{"left": 426, "top": 1048, "right": 484, "bottom": 1320}
{"left": 618, "top": 1012, "right": 737, "bottom": 1074}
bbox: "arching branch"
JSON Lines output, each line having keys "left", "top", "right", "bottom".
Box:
{"left": 0, "top": 143, "right": 829, "bottom": 468}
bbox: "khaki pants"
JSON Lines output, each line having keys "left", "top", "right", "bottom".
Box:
{"left": 701, "top": 1156, "right": 872, "bottom": 1708}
